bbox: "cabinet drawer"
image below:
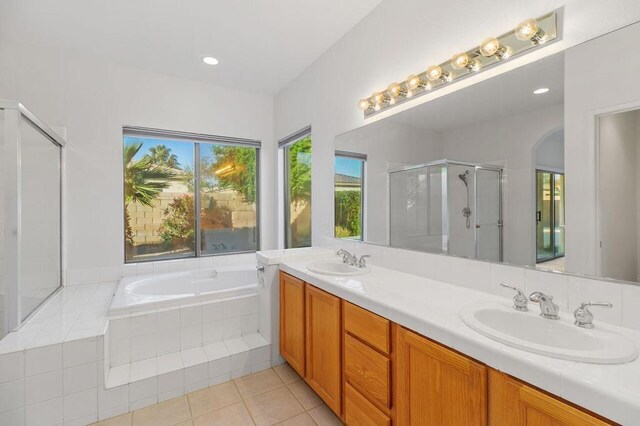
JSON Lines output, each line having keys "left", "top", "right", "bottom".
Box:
{"left": 344, "top": 301, "right": 390, "bottom": 354}
{"left": 344, "top": 334, "right": 391, "bottom": 410}
{"left": 345, "top": 383, "right": 391, "bottom": 426}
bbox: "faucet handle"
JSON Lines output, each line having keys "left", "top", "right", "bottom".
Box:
{"left": 357, "top": 255, "right": 370, "bottom": 268}
{"left": 528, "top": 291, "right": 551, "bottom": 303}
{"left": 574, "top": 301, "right": 613, "bottom": 329}
{"left": 500, "top": 283, "right": 528, "bottom": 312}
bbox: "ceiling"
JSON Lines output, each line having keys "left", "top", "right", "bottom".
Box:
{"left": 387, "top": 52, "right": 564, "bottom": 132}
{"left": 0, "top": 0, "right": 383, "bottom": 95}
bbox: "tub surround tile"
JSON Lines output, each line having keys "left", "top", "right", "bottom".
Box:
{"left": 25, "top": 343, "right": 62, "bottom": 376}
{"left": 131, "top": 313, "right": 157, "bottom": 337}
{"left": 202, "top": 302, "right": 223, "bottom": 323}
{"left": 63, "top": 361, "right": 98, "bottom": 394}
{"left": 63, "top": 337, "right": 98, "bottom": 368}
{"left": 0, "top": 350, "right": 24, "bottom": 383}
{"left": 181, "top": 347, "right": 207, "bottom": 368}
{"left": 157, "top": 352, "right": 183, "bottom": 375}
{"left": 130, "top": 334, "right": 157, "bottom": 362}
{"left": 25, "top": 369, "right": 63, "bottom": 405}
{"left": 180, "top": 325, "right": 203, "bottom": 350}
{"left": 107, "top": 364, "right": 130, "bottom": 389}
{"left": 204, "top": 341, "right": 230, "bottom": 361}
{"left": 130, "top": 358, "right": 157, "bottom": 382}
{"left": 157, "top": 329, "right": 180, "bottom": 355}
{"left": 64, "top": 387, "right": 98, "bottom": 423}
{"left": 129, "top": 377, "right": 158, "bottom": 406}
{"left": 202, "top": 321, "right": 223, "bottom": 344}
{"left": 0, "top": 378, "right": 25, "bottom": 412}
{"left": 25, "top": 396, "right": 63, "bottom": 426}
{"left": 180, "top": 306, "right": 203, "bottom": 328}
{"left": 158, "top": 370, "right": 183, "bottom": 395}
{"left": 156, "top": 309, "right": 179, "bottom": 332}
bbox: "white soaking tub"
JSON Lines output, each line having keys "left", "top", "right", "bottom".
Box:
{"left": 109, "top": 266, "right": 258, "bottom": 315}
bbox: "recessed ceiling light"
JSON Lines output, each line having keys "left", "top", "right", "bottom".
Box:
{"left": 202, "top": 56, "right": 219, "bottom": 66}
{"left": 533, "top": 87, "right": 549, "bottom": 95}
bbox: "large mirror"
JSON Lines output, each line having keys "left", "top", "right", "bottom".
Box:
{"left": 333, "top": 20, "right": 640, "bottom": 284}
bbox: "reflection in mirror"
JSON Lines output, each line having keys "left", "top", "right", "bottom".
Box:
{"left": 597, "top": 109, "right": 640, "bottom": 282}
{"left": 335, "top": 52, "right": 564, "bottom": 271}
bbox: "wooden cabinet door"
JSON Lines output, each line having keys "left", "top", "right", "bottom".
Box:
{"left": 395, "top": 325, "right": 488, "bottom": 426}
{"left": 305, "top": 284, "right": 342, "bottom": 415}
{"left": 489, "top": 370, "right": 614, "bottom": 426}
{"left": 279, "top": 272, "right": 306, "bottom": 376}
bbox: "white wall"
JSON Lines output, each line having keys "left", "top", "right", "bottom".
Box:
{"left": 598, "top": 111, "right": 638, "bottom": 282}
{"left": 535, "top": 128, "right": 565, "bottom": 171}
{"left": 0, "top": 41, "right": 276, "bottom": 275}
{"left": 275, "top": 0, "right": 640, "bottom": 249}
{"left": 565, "top": 22, "right": 640, "bottom": 278}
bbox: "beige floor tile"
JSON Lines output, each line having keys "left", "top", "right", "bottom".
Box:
{"left": 308, "top": 404, "right": 343, "bottom": 426}
{"left": 174, "top": 422, "right": 193, "bottom": 426}
{"left": 273, "top": 363, "right": 302, "bottom": 385}
{"left": 92, "top": 412, "right": 132, "bottom": 426}
{"left": 287, "top": 380, "right": 323, "bottom": 410}
{"left": 245, "top": 387, "right": 305, "bottom": 426}
{"left": 275, "top": 412, "right": 317, "bottom": 426}
{"left": 193, "top": 401, "right": 255, "bottom": 426}
{"left": 132, "top": 396, "right": 192, "bottom": 426}
{"left": 188, "top": 380, "right": 243, "bottom": 417}
{"left": 234, "top": 369, "right": 285, "bottom": 398}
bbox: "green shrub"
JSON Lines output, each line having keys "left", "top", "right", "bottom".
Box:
{"left": 335, "top": 190, "right": 361, "bottom": 238}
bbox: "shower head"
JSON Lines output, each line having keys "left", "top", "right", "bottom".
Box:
{"left": 458, "top": 170, "right": 470, "bottom": 187}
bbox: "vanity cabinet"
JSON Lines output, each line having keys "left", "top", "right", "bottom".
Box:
{"left": 279, "top": 271, "right": 617, "bottom": 425}
{"left": 279, "top": 271, "right": 306, "bottom": 376}
{"left": 305, "top": 283, "right": 342, "bottom": 414}
{"left": 343, "top": 302, "right": 392, "bottom": 424}
{"left": 395, "top": 325, "right": 488, "bottom": 425}
{"left": 489, "top": 370, "right": 614, "bottom": 426}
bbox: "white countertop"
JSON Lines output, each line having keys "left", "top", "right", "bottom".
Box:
{"left": 269, "top": 252, "right": 640, "bottom": 424}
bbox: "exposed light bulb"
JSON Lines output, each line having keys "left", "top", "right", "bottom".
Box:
{"left": 358, "top": 98, "right": 371, "bottom": 110}
{"left": 406, "top": 74, "right": 424, "bottom": 90}
{"left": 451, "top": 53, "right": 469, "bottom": 69}
{"left": 451, "top": 53, "right": 479, "bottom": 71}
{"left": 372, "top": 91, "right": 388, "bottom": 105}
{"left": 426, "top": 65, "right": 450, "bottom": 82}
{"left": 479, "top": 37, "right": 508, "bottom": 59}
{"left": 515, "top": 18, "right": 545, "bottom": 44}
{"left": 387, "top": 82, "right": 406, "bottom": 98}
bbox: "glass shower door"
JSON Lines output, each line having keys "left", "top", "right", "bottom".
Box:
{"left": 19, "top": 118, "right": 62, "bottom": 321}
{"left": 475, "top": 167, "right": 502, "bottom": 262}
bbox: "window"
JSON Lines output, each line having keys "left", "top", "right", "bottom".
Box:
{"left": 123, "top": 127, "right": 260, "bottom": 263}
{"left": 280, "top": 128, "right": 312, "bottom": 248}
{"left": 334, "top": 151, "right": 365, "bottom": 239}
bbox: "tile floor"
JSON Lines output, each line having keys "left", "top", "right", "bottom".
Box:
{"left": 92, "top": 364, "right": 343, "bottom": 425}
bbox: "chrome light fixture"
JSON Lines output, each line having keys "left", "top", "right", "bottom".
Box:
{"left": 358, "top": 11, "right": 558, "bottom": 117}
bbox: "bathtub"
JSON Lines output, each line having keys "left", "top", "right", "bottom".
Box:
{"left": 109, "top": 266, "right": 259, "bottom": 315}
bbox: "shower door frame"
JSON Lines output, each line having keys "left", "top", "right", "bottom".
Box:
{"left": 388, "top": 159, "right": 503, "bottom": 261}
{"left": 2, "top": 100, "right": 66, "bottom": 333}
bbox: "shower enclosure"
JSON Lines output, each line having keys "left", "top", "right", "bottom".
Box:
{"left": 1, "top": 101, "right": 65, "bottom": 339}
{"left": 389, "top": 160, "right": 502, "bottom": 262}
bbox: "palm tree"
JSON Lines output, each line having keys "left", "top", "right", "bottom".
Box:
{"left": 145, "top": 145, "right": 180, "bottom": 169}
{"left": 124, "top": 142, "right": 174, "bottom": 247}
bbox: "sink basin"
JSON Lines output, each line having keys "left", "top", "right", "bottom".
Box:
{"left": 307, "top": 261, "right": 370, "bottom": 276}
{"left": 460, "top": 303, "right": 638, "bottom": 364}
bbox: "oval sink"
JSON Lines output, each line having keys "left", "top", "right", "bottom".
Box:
{"left": 459, "top": 303, "right": 638, "bottom": 364}
{"left": 307, "top": 261, "right": 370, "bottom": 276}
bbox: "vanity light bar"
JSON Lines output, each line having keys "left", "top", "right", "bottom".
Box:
{"left": 358, "top": 12, "right": 558, "bottom": 117}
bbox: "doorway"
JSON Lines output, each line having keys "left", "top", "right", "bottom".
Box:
{"left": 535, "top": 170, "right": 565, "bottom": 264}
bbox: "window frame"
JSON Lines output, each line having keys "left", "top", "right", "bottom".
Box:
{"left": 278, "top": 126, "right": 312, "bottom": 249}
{"left": 334, "top": 150, "right": 366, "bottom": 241}
{"left": 123, "top": 126, "right": 261, "bottom": 263}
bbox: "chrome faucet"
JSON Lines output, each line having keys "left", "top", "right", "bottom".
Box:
{"left": 357, "top": 255, "right": 370, "bottom": 268}
{"left": 336, "top": 249, "right": 358, "bottom": 266}
{"left": 529, "top": 291, "right": 560, "bottom": 320}
{"left": 500, "top": 283, "right": 528, "bottom": 312}
{"left": 573, "top": 301, "right": 613, "bottom": 329}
